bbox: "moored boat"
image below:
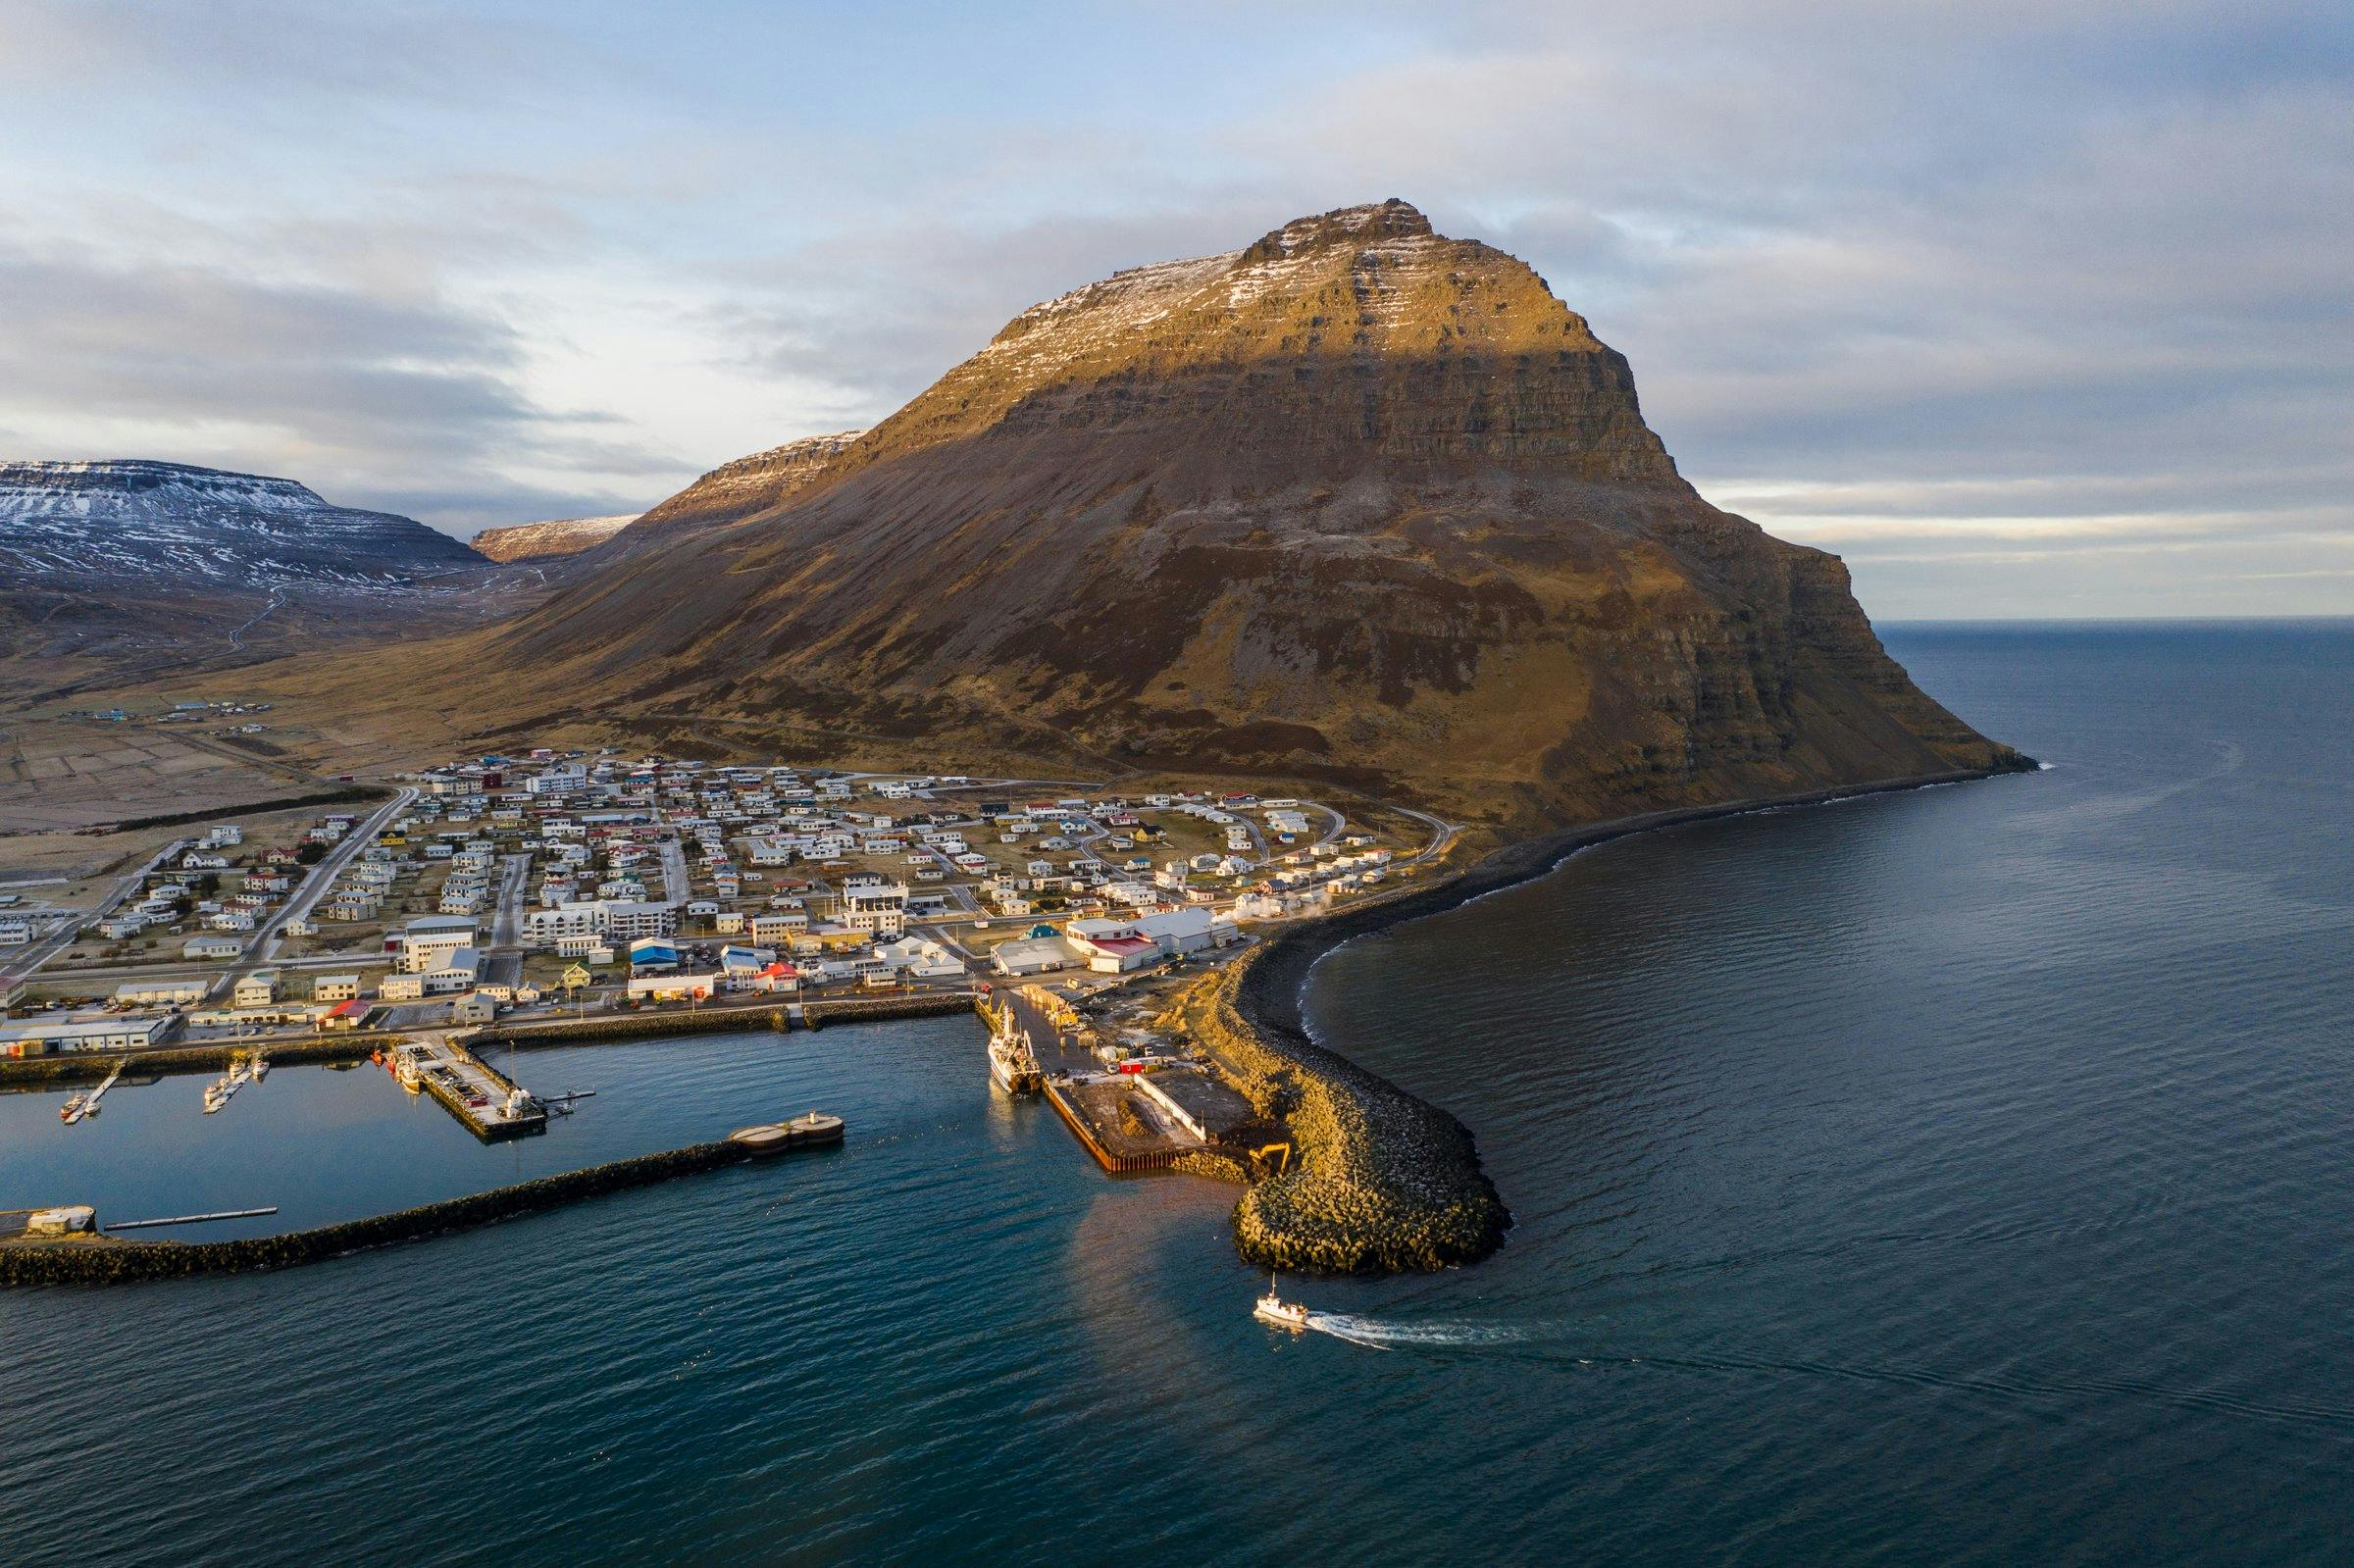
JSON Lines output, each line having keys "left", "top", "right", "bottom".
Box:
{"left": 986, "top": 1014, "right": 1043, "bottom": 1096}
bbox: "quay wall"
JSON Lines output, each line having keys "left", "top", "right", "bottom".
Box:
{"left": 0, "top": 1140, "right": 759, "bottom": 1287}
{"left": 473, "top": 1008, "right": 793, "bottom": 1046}
{"left": 0, "top": 1036, "right": 374, "bottom": 1087}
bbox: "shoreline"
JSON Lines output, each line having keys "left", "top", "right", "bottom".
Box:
{"left": 1240, "top": 763, "right": 2037, "bottom": 1043}
{"left": 1213, "top": 761, "right": 2037, "bottom": 1274}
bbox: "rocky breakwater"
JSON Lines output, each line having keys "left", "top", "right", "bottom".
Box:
{"left": 1166, "top": 949, "right": 1508, "bottom": 1273}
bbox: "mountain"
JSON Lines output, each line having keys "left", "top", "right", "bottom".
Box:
{"left": 0, "top": 460, "right": 503, "bottom": 697}
{"left": 613, "top": 430, "right": 863, "bottom": 546}
{"left": 0, "top": 460, "right": 484, "bottom": 582}
{"left": 233, "top": 201, "right": 2026, "bottom": 829}
{"left": 471, "top": 513, "right": 640, "bottom": 563}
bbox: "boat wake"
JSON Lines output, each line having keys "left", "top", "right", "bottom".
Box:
{"left": 1304, "top": 1312, "right": 1533, "bottom": 1351}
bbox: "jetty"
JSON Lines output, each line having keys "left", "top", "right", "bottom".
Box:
{"left": 383, "top": 1036, "right": 546, "bottom": 1140}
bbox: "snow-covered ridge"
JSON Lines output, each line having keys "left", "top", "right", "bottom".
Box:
{"left": 0, "top": 458, "right": 485, "bottom": 588}
{"left": 471, "top": 513, "right": 640, "bottom": 562}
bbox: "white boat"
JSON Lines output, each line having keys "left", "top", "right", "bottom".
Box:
{"left": 1254, "top": 1276, "right": 1309, "bottom": 1331}
{"left": 59, "top": 1092, "right": 90, "bottom": 1125}
{"left": 249, "top": 1054, "right": 270, "bottom": 1081}
{"left": 203, "top": 1058, "right": 255, "bottom": 1114}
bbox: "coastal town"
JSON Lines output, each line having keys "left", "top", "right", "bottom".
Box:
{"left": 3, "top": 721, "right": 1463, "bottom": 1239}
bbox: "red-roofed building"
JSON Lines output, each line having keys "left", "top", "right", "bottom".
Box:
{"left": 1082, "top": 935, "right": 1156, "bottom": 974}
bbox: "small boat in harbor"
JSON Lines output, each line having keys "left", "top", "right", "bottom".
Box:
{"left": 1254, "top": 1275, "right": 1309, "bottom": 1332}
{"left": 250, "top": 1054, "right": 270, "bottom": 1081}
{"left": 61, "top": 1060, "right": 125, "bottom": 1125}
{"left": 203, "top": 1056, "right": 256, "bottom": 1115}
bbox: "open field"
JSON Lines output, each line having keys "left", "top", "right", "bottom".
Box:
{"left": 0, "top": 720, "right": 306, "bottom": 836}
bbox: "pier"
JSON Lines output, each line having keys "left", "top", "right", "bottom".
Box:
{"left": 385, "top": 1036, "right": 547, "bottom": 1140}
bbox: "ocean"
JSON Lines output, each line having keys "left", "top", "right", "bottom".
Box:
{"left": 3, "top": 620, "right": 2349, "bottom": 1565}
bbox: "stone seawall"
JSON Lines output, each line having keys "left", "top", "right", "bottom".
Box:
{"left": 0, "top": 1140, "right": 757, "bottom": 1287}
{"left": 1166, "top": 952, "right": 1509, "bottom": 1273}
{"left": 474, "top": 1008, "right": 792, "bottom": 1046}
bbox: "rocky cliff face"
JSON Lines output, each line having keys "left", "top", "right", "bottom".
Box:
{"left": 471, "top": 514, "right": 640, "bottom": 563}
{"left": 465, "top": 202, "right": 2022, "bottom": 825}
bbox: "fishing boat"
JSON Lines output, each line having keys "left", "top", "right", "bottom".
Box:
{"left": 985, "top": 1001, "right": 1043, "bottom": 1095}
{"left": 1254, "top": 1275, "right": 1309, "bottom": 1332}
{"left": 988, "top": 1027, "right": 1043, "bottom": 1095}
{"left": 249, "top": 1053, "right": 270, "bottom": 1081}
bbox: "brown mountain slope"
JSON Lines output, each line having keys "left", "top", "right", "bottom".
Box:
{"left": 234, "top": 200, "right": 2024, "bottom": 825}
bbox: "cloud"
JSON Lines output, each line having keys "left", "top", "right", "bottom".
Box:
{"left": 0, "top": 0, "right": 2343, "bottom": 606}
{"left": 0, "top": 235, "right": 681, "bottom": 531}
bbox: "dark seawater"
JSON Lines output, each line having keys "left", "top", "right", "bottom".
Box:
{"left": 4, "top": 620, "right": 2349, "bottom": 1566}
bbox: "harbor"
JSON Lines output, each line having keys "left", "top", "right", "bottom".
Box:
{"left": 987, "top": 979, "right": 1278, "bottom": 1176}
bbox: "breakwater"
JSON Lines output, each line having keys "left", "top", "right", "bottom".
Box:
{"left": 0, "top": 1139, "right": 760, "bottom": 1287}
{"left": 1166, "top": 951, "right": 1509, "bottom": 1273}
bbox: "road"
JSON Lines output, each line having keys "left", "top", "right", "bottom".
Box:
{"left": 485, "top": 850, "right": 533, "bottom": 988}
{"left": 220, "top": 785, "right": 417, "bottom": 998}
{"left": 656, "top": 833, "right": 690, "bottom": 907}
{"left": 0, "top": 835, "right": 188, "bottom": 992}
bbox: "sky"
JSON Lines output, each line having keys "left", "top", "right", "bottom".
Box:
{"left": 1, "top": 0, "right": 2347, "bottom": 618}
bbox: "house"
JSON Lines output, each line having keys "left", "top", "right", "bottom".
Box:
{"left": 183, "top": 935, "right": 245, "bottom": 961}
{"left": 523, "top": 898, "right": 676, "bottom": 947}
{"left": 232, "top": 971, "right": 280, "bottom": 1009}
{"left": 626, "top": 972, "right": 721, "bottom": 1003}
{"left": 380, "top": 974, "right": 426, "bottom": 1000}
{"left": 449, "top": 992, "right": 499, "bottom": 1026}
{"left": 560, "top": 962, "right": 594, "bottom": 989}
{"left": 313, "top": 975, "right": 362, "bottom": 1003}
{"left": 419, "top": 948, "right": 481, "bottom": 995}
{"left": 748, "top": 912, "right": 806, "bottom": 944}
{"left": 840, "top": 877, "right": 908, "bottom": 936}
{"left": 396, "top": 915, "right": 480, "bottom": 974}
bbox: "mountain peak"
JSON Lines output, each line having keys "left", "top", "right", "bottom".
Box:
{"left": 465, "top": 202, "right": 2017, "bottom": 828}
{"left": 1239, "top": 198, "right": 1433, "bottom": 264}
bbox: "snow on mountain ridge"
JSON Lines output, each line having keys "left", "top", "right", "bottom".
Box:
{"left": 0, "top": 458, "right": 485, "bottom": 590}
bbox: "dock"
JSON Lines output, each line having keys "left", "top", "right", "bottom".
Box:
{"left": 997, "top": 983, "right": 1268, "bottom": 1173}
{"left": 385, "top": 1036, "right": 547, "bottom": 1140}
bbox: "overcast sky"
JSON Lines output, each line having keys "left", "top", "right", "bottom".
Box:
{"left": 2, "top": 0, "right": 2346, "bottom": 617}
